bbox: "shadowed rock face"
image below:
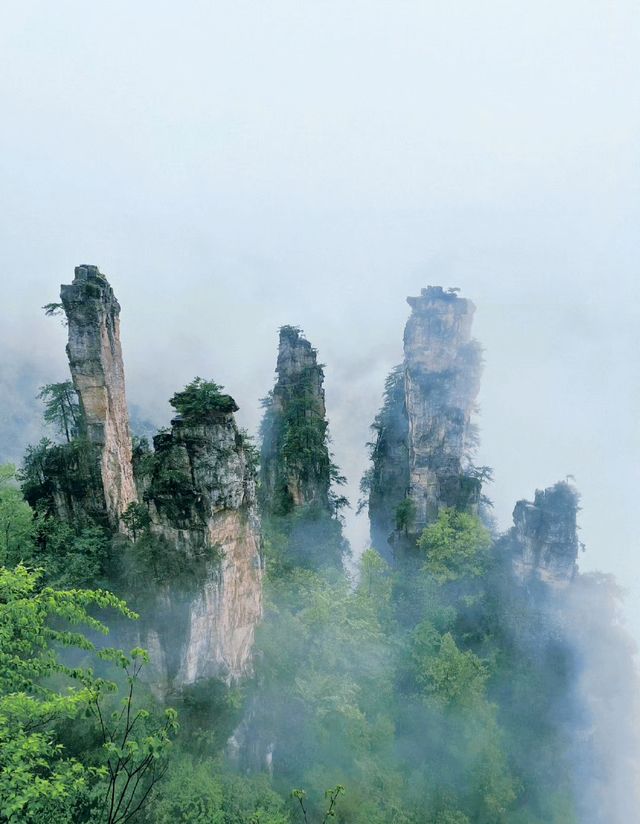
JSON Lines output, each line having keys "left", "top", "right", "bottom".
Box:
{"left": 368, "top": 287, "right": 482, "bottom": 557}
{"left": 61, "top": 265, "right": 136, "bottom": 526}
{"left": 510, "top": 481, "right": 580, "bottom": 588}
{"left": 260, "top": 326, "right": 331, "bottom": 513}
{"left": 367, "top": 366, "right": 410, "bottom": 556}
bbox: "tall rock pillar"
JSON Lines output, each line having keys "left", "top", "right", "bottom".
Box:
{"left": 138, "top": 398, "right": 263, "bottom": 689}
{"left": 403, "top": 287, "right": 482, "bottom": 534}
{"left": 61, "top": 265, "right": 136, "bottom": 526}
{"left": 259, "top": 325, "right": 346, "bottom": 568}
{"left": 367, "top": 287, "right": 482, "bottom": 557}
{"left": 260, "top": 326, "right": 331, "bottom": 514}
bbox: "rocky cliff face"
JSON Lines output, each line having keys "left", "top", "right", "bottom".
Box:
{"left": 509, "top": 481, "right": 580, "bottom": 588}
{"left": 367, "top": 366, "right": 410, "bottom": 555}
{"left": 46, "top": 267, "right": 263, "bottom": 691}
{"left": 61, "top": 265, "right": 137, "bottom": 527}
{"left": 260, "top": 326, "right": 331, "bottom": 514}
{"left": 258, "top": 326, "right": 347, "bottom": 569}
{"left": 403, "top": 287, "right": 482, "bottom": 531}
{"left": 368, "top": 287, "right": 482, "bottom": 556}
{"left": 133, "top": 408, "right": 263, "bottom": 690}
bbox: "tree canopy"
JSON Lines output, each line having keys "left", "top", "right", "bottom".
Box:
{"left": 169, "top": 378, "right": 239, "bottom": 422}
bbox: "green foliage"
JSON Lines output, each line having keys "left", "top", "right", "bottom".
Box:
{"left": 364, "top": 365, "right": 411, "bottom": 540}
{"left": 358, "top": 548, "right": 392, "bottom": 608}
{"left": 87, "top": 649, "right": 178, "bottom": 824}
{"left": 0, "top": 465, "right": 35, "bottom": 566}
{"left": 262, "top": 504, "right": 348, "bottom": 574}
{"left": 239, "top": 428, "right": 260, "bottom": 478}
{"left": 170, "top": 679, "right": 244, "bottom": 757}
{"left": 170, "top": 378, "right": 238, "bottom": 422}
{"left": 147, "top": 462, "right": 195, "bottom": 524}
{"left": 131, "top": 436, "right": 155, "bottom": 480}
{"left": 121, "top": 502, "right": 151, "bottom": 542}
{"left": 0, "top": 465, "right": 109, "bottom": 588}
{"left": 33, "top": 516, "right": 110, "bottom": 588}
{"left": 246, "top": 493, "right": 578, "bottom": 824}
{"left": 245, "top": 552, "right": 403, "bottom": 823}
{"left": 394, "top": 497, "right": 416, "bottom": 534}
{"left": 370, "top": 366, "right": 406, "bottom": 443}
{"left": 0, "top": 565, "right": 123, "bottom": 821}
{"left": 6, "top": 355, "right": 581, "bottom": 824}
{"left": 260, "top": 364, "right": 337, "bottom": 519}
{"left": 0, "top": 565, "right": 177, "bottom": 823}
{"left": 259, "top": 332, "right": 348, "bottom": 572}
{"left": 291, "top": 784, "right": 344, "bottom": 823}
{"left": 20, "top": 436, "right": 104, "bottom": 525}
{"left": 411, "top": 628, "right": 488, "bottom": 709}
{"left": 37, "top": 381, "right": 81, "bottom": 443}
{"left": 19, "top": 437, "right": 57, "bottom": 508}
{"left": 148, "top": 755, "right": 288, "bottom": 824}
{"left": 42, "top": 302, "right": 66, "bottom": 324}
{"left": 419, "top": 509, "right": 492, "bottom": 583}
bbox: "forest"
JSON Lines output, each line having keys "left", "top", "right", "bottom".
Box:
{"left": 0, "top": 269, "right": 635, "bottom": 824}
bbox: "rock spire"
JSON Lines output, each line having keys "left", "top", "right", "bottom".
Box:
{"left": 61, "top": 265, "right": 136, "bottom": 526}
{"left": 134, "top": 400, "right": 263, "bottom": 688}
{"left": 260, "top": 325, "right": 332, "bottom": 514}
{"left": 368, "top": 287, "right": 482, "bottom": 556}
{"left": 509, "top": 481, "right": 580, "bottom": 588}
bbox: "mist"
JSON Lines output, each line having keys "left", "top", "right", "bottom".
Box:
{"left": 1, "top": 5, "right": 639, "bottom": 820}
{"left": 1, "top": 1, "right": 638, "bottom": 641}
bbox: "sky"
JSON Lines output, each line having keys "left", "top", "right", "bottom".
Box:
{"left": 1, "top": 2, "right": 639, "bottom": 633}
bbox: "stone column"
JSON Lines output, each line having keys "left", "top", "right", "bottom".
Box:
{"left": 61, "top": 265, "right": 137, "bottom": 527}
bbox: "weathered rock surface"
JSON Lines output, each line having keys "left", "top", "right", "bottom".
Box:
{"left": 368, "top": 287, "right": 482, "bottom": 555}
{"left": 61, "top": 265, "right": 137, "bottom": 527}
{"left": 50, "top": 266, "right": 263, "bottom": 691}
{"left": 509, "top": 481, "right": 580, "bottom": 588}
{"left": 136, "top": 410, "right": 262, "bottom": 690}
{"left": 260, "top": 326, "right": 331, "bottom": 513}
{"left": 404, "top": 287, "right": 482, "bottom": 531}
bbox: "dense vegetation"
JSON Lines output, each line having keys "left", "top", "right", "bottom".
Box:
{"left": 259, "top": 333, "right": 348, "bottom": 571}
{"left": 0, "top": 563, "right": 176, "bottom": 823}
{"left": 243, "top": 508, "right": 578, "bottom": 823}
{"left": 0, "top": 464, "right": 578, "bottom": 822}
{"left": 169, "top": 378, "right": 239, "bottom": 421}
{"left": 0, "top": 377, "right": 581, "bottom": 822}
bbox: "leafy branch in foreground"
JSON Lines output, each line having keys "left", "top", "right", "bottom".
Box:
{"left": 0, "top": 565, "right": 176, "bottom": 823}
{"left": 88, "top": 649, "right": 178, "bottom": 824}
{"left": 291, "top": 785, "right": 345, "bottom": 824}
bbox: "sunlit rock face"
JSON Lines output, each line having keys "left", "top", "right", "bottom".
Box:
{"left": 140, "top": 410, "right": 263, "bottom": 690}
{"left": 260, "top": 325, "right": 331, "bottom": 513}
{"left": 61, "top": 265, "right": 137, "bottom": 527}
{"left": 368, "top": 287, "right": 482, "bottom": 557}
{"left": 58, "top": 266, "right": 262, "bottom": 691}
{"left": 510, "top": 481, "right": 580, "bottom": 587}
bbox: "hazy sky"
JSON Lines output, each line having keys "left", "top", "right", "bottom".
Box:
{"left": 1, "top": 2, "right": 639, "bottom": 633}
